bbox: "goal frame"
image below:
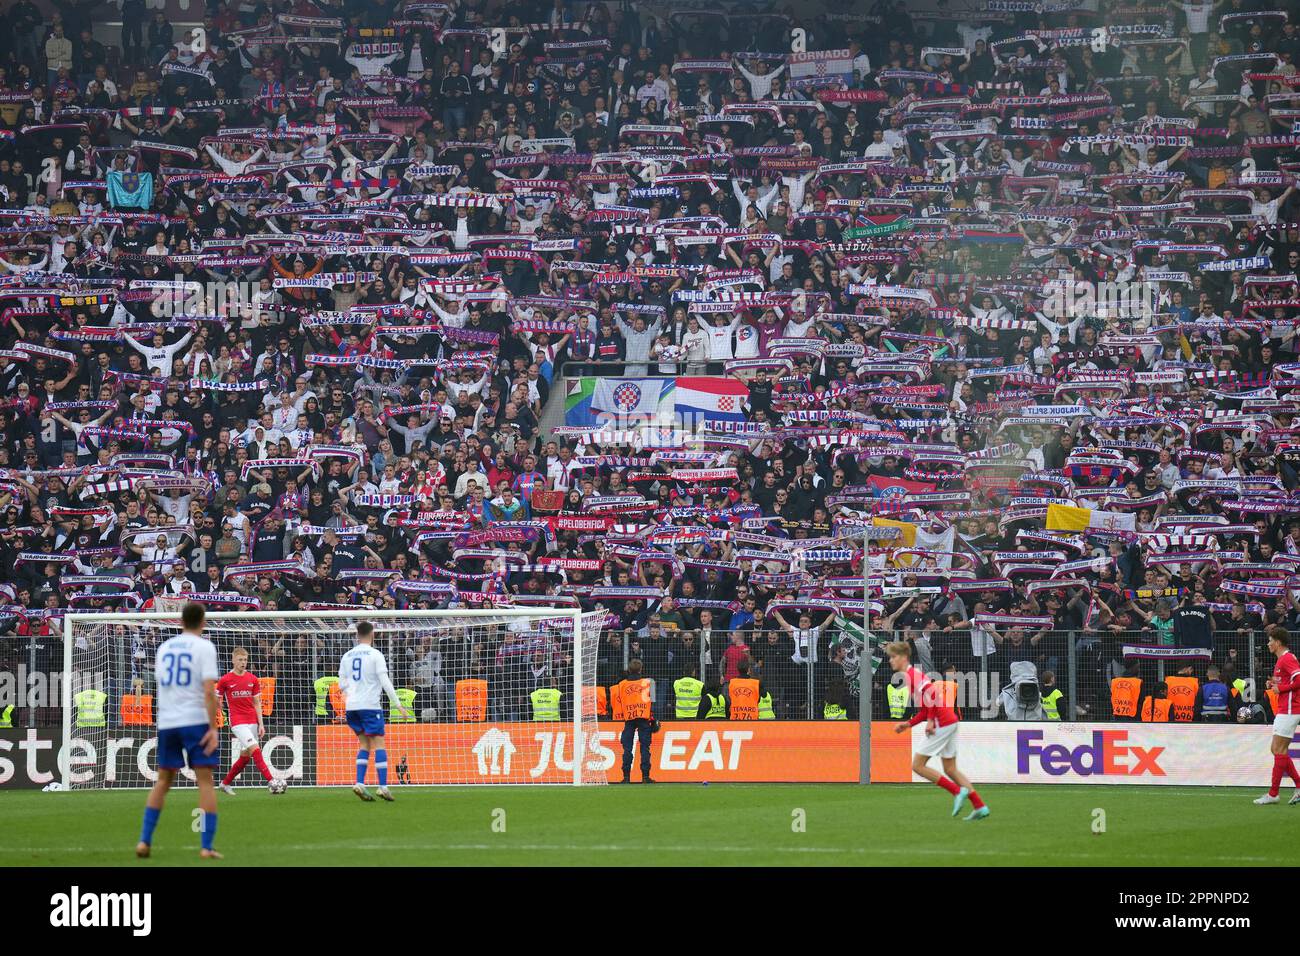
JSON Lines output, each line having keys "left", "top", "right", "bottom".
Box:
{"left": 61, "top": 607, "right": 589, "bottom": 789}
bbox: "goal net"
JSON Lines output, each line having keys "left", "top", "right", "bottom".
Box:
{"left": 61, "top": 607, "right": 609, "bottom": 788}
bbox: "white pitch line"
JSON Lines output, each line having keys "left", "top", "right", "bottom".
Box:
{"left": 3, "top": 842, "right": 1275, "bottom": 864}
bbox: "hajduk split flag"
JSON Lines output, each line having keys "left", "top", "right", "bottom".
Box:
{"left": 565, "top": 377, "right": 675, "bottom": 427}
{"left": 674, "top": 376, "right": 749, "bottom": 422}
{"left": 1045, "top": 502, "right": 1137, "bottom": 533}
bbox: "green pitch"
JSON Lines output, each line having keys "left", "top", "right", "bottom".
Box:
{"left": 1, "top": 784, "right": 1293, "bottom": 866}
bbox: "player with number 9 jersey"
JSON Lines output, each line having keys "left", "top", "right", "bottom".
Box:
{"left": 339, "top": 623, "right": 407, "bottom": 802}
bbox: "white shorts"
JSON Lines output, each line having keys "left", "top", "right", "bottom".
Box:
{"left": 1272, "top": 713, "right": 1300, "bottom": 740}
{"left": 915, "top": 721, "right": 959, "bottom": 759}
{"left": 230, "top": 723, "right": 260, "bottom": 750}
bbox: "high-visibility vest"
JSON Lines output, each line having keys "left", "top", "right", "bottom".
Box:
{"left": 581, "top": 685, "right": 607, "bottom": 717}
{"left": 0, "top": 704, "right": 13, "bottom": 728}
{"left": 1041, "top": 688, "right": 1063, "bottom": 720}
{"left": 390, "top": 688, "right": 417, "bottom": 723}
{"left": 937, "top": 679, "right": 959, "bottom": 718}
{"left": 673, "top": 677, "right": 703, "bottom": 718}
{"left": 886, "top": 682, "right": 909, "bottom": 719}
{"left": 1201, "top": 681, "right": 1230, "bottom": 719}
{"left": 121, "top": 694, "right": 153, "bottom": 726}
{"left": 456, "top": 679, "right": 488, "bottom": 722}
{"left": 313, "top": 676, "right": 338, "bottom": 717}
{"left": 728, "top": 678, "right": 760, "bottom": 720}
{"left": 704, "top": 692, "right": 726, "bottom": 718}
{"left": 1164, "top": 676, "right": 1198, "bottom": 722}
{"left": 609, "top": 681, "right": 627, "bottom": 721}
{"left": 1140, "top": 696, "right": 1172, "bottom": 722}
{"left": 620, "top": 678, "right": 653, "bottom": 720}
{"left": 758, "top": 692, "right": 775, "bottom": 720}
{"left": 1110, "top": 677, "right": 1141, "bottom": 718}
{"left": 258, "top": 676, "right": 276, "bottom": 717}
{"left": 530, "top": 688, "right": 562, "bottom": 721}
{"left": 1267, "top": 688, "right": 1280, "bottom": 716}
{"left": 74, "top": 689, "right": 107, "bottom": 728}
{"left": 328, "top": 682, "right": 347, "bottom": 721}
{"left": 824, "top": 702, "right": 847, "bottom": 720}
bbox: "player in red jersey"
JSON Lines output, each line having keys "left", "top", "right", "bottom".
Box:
{"left": 1254, "top": 625, "right": 1300, "bottom": 805}
{"left": 885, "top": 641, "right": 990, "bottom": 821}
{"left": 214, "top": 647, "right": 277, "bottom": 794}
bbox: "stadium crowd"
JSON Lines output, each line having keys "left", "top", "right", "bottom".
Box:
{"left": 0, "top": 0, "right": 1299, "bottom": 725}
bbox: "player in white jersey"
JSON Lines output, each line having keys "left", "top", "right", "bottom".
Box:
{"left": 136, "top": 603, "right": 223, "bottom": 859}
{"left": 339, "top": 621, "right": 411, "bottom": 801}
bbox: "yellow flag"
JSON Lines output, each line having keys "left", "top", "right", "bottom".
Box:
{"left": 1045, "top": 503, "right": 1091, "bottom": 532}
{"left": 871, "top": 517, "right": 917, "bottom": 566}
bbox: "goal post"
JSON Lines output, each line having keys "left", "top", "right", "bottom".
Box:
{"left": 61, "top": 607, "right": 606, "bottom": 789}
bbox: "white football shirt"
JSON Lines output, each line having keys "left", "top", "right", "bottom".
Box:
{"left": 339, "top": 642, "right": 400, "bottom": 712}
{"left": 155, "top": 631, "right": 220, "bottom": 730}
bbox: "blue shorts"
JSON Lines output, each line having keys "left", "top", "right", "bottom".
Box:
{"left": 156, "top": 723, "right": 220, "bottom": 770}
{"left": 346, "top": 710, "right": 385, "bottom": 736}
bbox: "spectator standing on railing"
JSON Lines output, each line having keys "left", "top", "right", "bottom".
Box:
{"left": 612, "top": 313, "right": 660, "bottom": 377}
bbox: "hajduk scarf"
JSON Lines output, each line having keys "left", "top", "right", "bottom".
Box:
{"left": 223, "top": 561, "right": 307, "bottom": 581}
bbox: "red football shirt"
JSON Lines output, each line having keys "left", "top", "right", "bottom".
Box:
{"left": 1273, "top": 651, "right": 1300, "bottom": 716}
{"left": 904, "top": 665, "right": 959, "bottom": 728}
{"left": 216, "top": 671, "right": 262, "bottom": 726}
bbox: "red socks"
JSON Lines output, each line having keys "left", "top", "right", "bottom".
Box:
{"left": 222, "top": 755, "right": 249, "bottom": 787}
{"left": 936, "top": 775, "right": 986, "bottom": 809}
{"left": 251, "top": 749, "right": 273, "bottom": 782}
{"left": 1271, "top": 754, "right": 1300, "bottom": 797}
{"left": 222, "top": 751, "right": 273, "bottom": 786}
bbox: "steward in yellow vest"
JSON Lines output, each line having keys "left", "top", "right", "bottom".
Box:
{"left": 75, "top": 688, "right": 108, "bottom": 728}
{"left": 673, "top": 665, "right": 703, "bottom": 719}
{"left": 699, "top": 676, "right": 727, "bottom": 718}
{"left": 885, "top": 680, "right": 910, "bottom": 719}
{"left": 530, "top": 685, "right": 562, "bottom": 721}
{"left": 314, "top": 676, "right": 338, "bottom": 718}
{"left": 1039, "top": 671, "right": 1065, "bottom": 720}
{"left": 390, "top": 688, "right": 418, "bottom": 723}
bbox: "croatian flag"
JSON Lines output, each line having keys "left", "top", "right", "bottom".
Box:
{"left": 674, "top": 376, "right": 749, "bottom": 421}
{"left": 787, "top": 50, "right": 855, "bottom": 90}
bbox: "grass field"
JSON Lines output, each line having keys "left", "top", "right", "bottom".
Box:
{"left": 2, "top": 783, "right": 1296, "bottom": 866}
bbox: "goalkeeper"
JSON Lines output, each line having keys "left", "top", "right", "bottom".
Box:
{"left": 615, "top": 660, "right": 658, "bottom": 784}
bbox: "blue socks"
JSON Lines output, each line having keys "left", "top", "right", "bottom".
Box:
{"left": 356, "top": 748, "right": 370, "bottom": 785}
{"left": 375, "top": 749, "right": 388, "bottom": 787}
{"left": 140, "top": 804, "right": 218, "bottom": 851}
{"left": 201, "top": 812, "right": 218, "bottom": 851}
{"left": 140, "top": 805, "right": 161, "bottom": 845}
